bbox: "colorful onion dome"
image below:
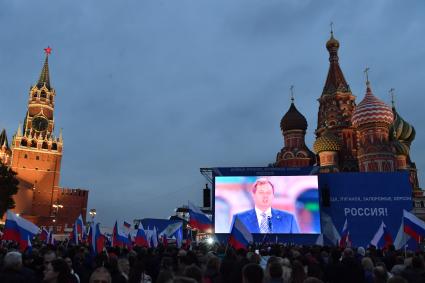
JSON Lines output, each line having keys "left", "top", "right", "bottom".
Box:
{"left": 326, "top": 32, "right": 340, "bottom": 51}
{"left": 392, "top": 138, "right": 410, "bottom": 156}
{"left": 390, "top": 108, "right": 416, "bottom": 144}
{"left": 352, "top": 82, "right": 393, "bottom": 127}
{"left": 313, "top": 130, "right": 342, "bottom": 154}
{"left": 280, "top": 103, "right": 308, "bottom": 132}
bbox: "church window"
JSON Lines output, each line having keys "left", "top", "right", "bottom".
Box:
{"left": 52, "top": 143, "right": 57, "bottom": 150}
{"left": 24, "top": 154, "right": 28, "bottom": 159}
{"left": 33, "top": 92, "right": 38, "bottom": 98}
{"left": 42, "top": 142, "right": 48, "bottom": 149}
{"left": 36, "top": 156, "right": 39, "bottom": 160}
{"left": 21, "top": 139, "right": 27, "bottom": 146}
{"left": 40, "top": 91, "right": 46, "bottom": 98}
{"left": 31, "top": 140, "right": 37, "bottom": 148}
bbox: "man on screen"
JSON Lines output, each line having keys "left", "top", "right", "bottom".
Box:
{"left": 231, "top": 178, "right": 299, "bottom": 233}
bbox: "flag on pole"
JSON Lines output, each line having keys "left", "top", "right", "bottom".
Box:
{"left": 229, "top": 217, "right": 253, "bottom": 250}
{"left": 188, "top": 202, "right": 212, "bottom": 232}
{"left": 135, "top": 224, "right": 149, "bottom": 247}
{"left": 403, "top": 210, "right": 425, "bottom": 242}
{"left": 370, "top": 221, "right": 393, "bottom": 248}
{"left": 339, "top": 219, "right": 351, "bottom": 248}
{"left": 151, "top": 227, "right": 158, "bottom": 248}
{"left": 112, "top": 221, "right": 131, "bottom": 247}
{"left": 40, "top": 228, "right": 49, "bottom": 243}
{"left": 3, "top": 211, "right": 39, "bottom": 250}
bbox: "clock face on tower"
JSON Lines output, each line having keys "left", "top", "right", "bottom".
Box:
{"left": 32, "top": 116, "right": 49, "bottom": 132}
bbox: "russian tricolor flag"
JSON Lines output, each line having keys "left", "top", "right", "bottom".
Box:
{"left": 3, "top": 211, "right": 39, "bottom": 251}
{"left": 370, "top": 221, "right": 393, "bottom": 248}
{"left": 89, "top": 223, "right": 105, "bottom": 254}
{"left": 403, "top": 210, "right": 425, "bottom": 242}
{"left": 229, "top": 217, "right": 253, "bottom": 250}
{"left": 339, "top": 219, "right": 351, "bottom": 248}
{"left": 112, "top": 221, "right": 131, "bottom": 247}
{"left": 188, "top": 202, "right": 212, "bottom": 232}
{"left": 40, "top": 228, "right": 49, "bottom": 243}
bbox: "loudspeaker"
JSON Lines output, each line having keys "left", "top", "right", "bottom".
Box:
{"left": 321, "top": 184, "right": 331, "bottom": 207}
{"left": 203, "top": 184, "right": 211, "bottom": 208}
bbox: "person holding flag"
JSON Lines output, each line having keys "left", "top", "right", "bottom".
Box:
{"left": 229, "top": 216, "right": 253, "bottom": 250}
{"left": 339, "top": 219, "right": 351, "bottom": 248}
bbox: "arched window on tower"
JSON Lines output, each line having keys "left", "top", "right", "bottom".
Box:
{"left": 21, "top": 139, "right": 28, "bottom": 146}
{"left": 31, "top": 140, "right": 37, "bottom": 148}
{"left": 40, "top": 91, "right": 46, "bottom": 99}
{"left": 33, "top": 92, "right": 38, "bottom": 98}
{"left": 51, "top": 143, "right": 57, "bottom": 150}
{"left": 42, "top": 142, "right": 48, "bottom": 149}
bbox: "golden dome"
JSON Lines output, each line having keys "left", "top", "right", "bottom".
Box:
{"left": 326, "top": 32, "right": 340, "bottom": 51}
{"left": 313, "top": 130, "right": 342, "bottom": 154}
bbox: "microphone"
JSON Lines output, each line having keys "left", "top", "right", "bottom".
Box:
{"left": 267, "top": 216, "right": 272, "bottom": 232}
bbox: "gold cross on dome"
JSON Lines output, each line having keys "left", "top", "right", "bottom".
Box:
{"left": 290, "top": 85, "right": 295, "bottom": 102}
{"left": 364, "top": 67, "right": 370, "bottom": 83}
{"left": 389, "top": 88, "right": 395, "bottom": 107}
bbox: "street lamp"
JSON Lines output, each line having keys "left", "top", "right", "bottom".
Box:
{"left": 52, "top": 202, "right": 63, "bottom": 223}
{"left": 89, "top": 209, "right": 97, "bottom": 223}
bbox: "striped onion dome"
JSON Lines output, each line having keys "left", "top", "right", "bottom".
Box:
{"left": 313, "top": 130, "right": 342, "bottom": 154}
{"left": 390, "top": 108, "right": 416, "bottom": 144}
{"left": 352, "top": 82, "right": 393, "bottom": 127}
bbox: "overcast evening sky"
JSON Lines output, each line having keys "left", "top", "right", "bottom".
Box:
{"left": 1, "top": 0, "right": 424, "bottom": 226}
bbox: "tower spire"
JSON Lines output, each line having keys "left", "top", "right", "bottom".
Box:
{"left": 322, "top": 24, "right": 350, "bottom": 95}
{"left": 290, "top": 85, "right": 295, "bottom": 103}
{"left": 389, "top": 88, "right": 395, "bottom": 108}
{"left": 16, "top": 122, "right": 22, "bottom": 137}
{"left": 37, "top": 47, "right": 52, "bottom": 90}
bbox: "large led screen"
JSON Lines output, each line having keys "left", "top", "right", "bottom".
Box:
{"left": 214, "top": 176, "right": 321, "bottom": 234}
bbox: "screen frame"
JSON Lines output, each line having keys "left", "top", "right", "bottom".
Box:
{"left": 212, "top": 166, "right": 323, "bottom": 235}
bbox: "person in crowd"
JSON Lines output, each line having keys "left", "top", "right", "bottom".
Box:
{"left": 203, "top": 256, "right": 222, "bottom": 283}
{"left": 401, "top": 256, "right": 425, "bottom": 283}
{"left": 117, "top": 258, "right": 130, "bottom": 281}
{"left": 242, "top": 263, "right": 263, "bottom": 283}
{"left": 0, "top": 251, "right": 27, "bottom": 283}
{"left": 266, "top": 261, "right": 284, "bottom": 283}
{"left": 231, "top": 178, "right": 299, "bottom": 233}
{"left": 361, "top": 257, "right": 374, "bottom": 283}
{"left": 340, "top": 248, "right": 366, "bottom": 283}
{"left": 43, "top": 258, "right": 78, "bottom": 283}
{"left": 387, "top": 276, "right": 407, "bottom": 283}
{"left": 183, "top": 264, "right": 202, "bottom": 283}
{"left": 90, "top": 267, "right": 112, "bottom": 283}
{"left": 65, "top": 257, "right": 80, "bottom": 283}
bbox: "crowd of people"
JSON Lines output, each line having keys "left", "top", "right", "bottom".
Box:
{"left": 0, "top": 240, "right": 425, "bottom": 283}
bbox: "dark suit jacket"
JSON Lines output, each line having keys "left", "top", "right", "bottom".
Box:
{"left": 231, "top": 208, "right": 299, "bottom": 233}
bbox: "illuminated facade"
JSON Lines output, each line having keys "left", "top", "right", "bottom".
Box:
{"left": 1, "top": 50, "right": 88, "bottom": 232}
{"left": 276, "top": 32, "right": 421, "bottom": 196}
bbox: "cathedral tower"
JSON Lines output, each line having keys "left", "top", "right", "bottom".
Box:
{"left": 316, "top": 30, "right": 357, "bottom": 171}
{"left": 275, "top": 88, "right": 315, "bottom": 167}
{"left": 352, "top": 76, "right": 395, "bottom": 172}
{"left": 11, "top": 48, "right": 64, "bottom": 226}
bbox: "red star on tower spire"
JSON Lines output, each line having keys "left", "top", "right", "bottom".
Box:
{"left": 44, "top": 46, "right": 52, "bottom": 56}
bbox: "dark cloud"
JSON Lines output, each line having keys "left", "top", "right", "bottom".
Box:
{"left": 0, "top": 0, "right": 424, "bottom": 224}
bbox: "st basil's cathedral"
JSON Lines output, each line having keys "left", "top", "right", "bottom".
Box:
{"left": 275, "top": 31, "right": 423, "bottom": 216}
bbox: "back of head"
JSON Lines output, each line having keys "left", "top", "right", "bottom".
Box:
{"left": 269, "top": 262, "right": 283, "bottom": 279}
{"left": 304, "top": 278, "right": 324, "bottom": 283}
{"left": 3, "top": 251, "right": 22, "bottom": 271}
{"left": 184, "top": 264, "right": 202, "bottom": 283}
{"left": 90, "top": 266, "right": 112, "bottom": 283}
{"left": 411, "top": 256, "right": 425, "bottom": 269}
{"left": 51, "top": 258, "right": 72, "bottom": 283}
{"left": 361, "top": 257, "right": 374, "bottom": 272}
{"left": 242, "top": 263, "right": 263, "bottom": 283}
